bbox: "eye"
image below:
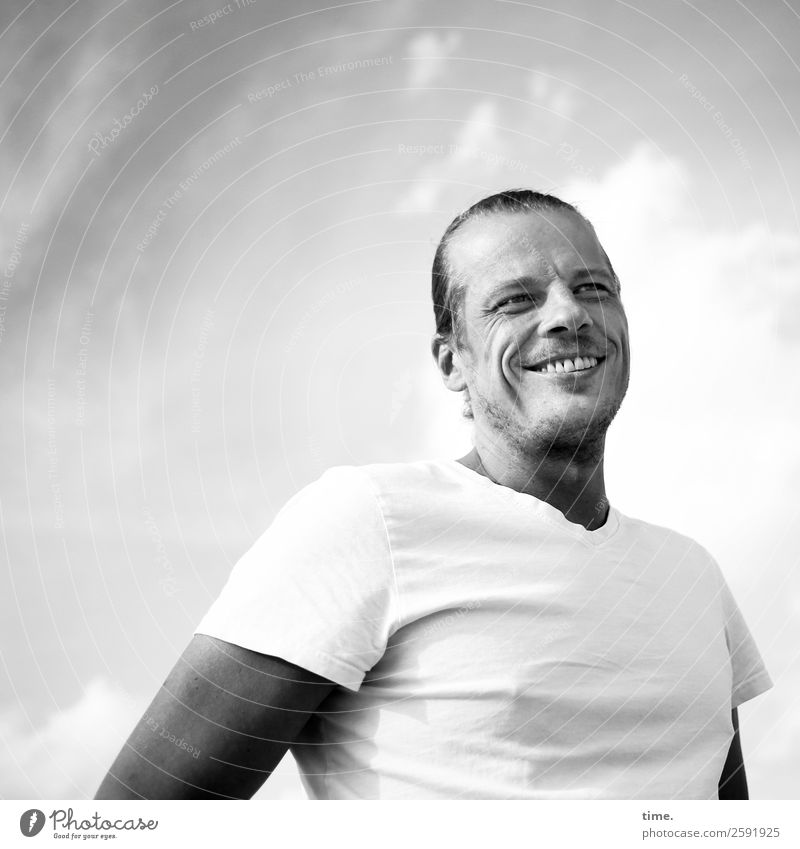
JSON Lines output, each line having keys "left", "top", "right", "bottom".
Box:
{"left": 497, "top": 292, "right": 535, "bottom": 308}
{"left": 574, "top": 282, "right": 611, "bottom": 297}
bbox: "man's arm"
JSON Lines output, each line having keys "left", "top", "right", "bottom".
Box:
{"left": 718, "top": 708, "right": 748, "bottom": 799}
{"left": 95, "top": 634, "right": 335, "bottom": 799}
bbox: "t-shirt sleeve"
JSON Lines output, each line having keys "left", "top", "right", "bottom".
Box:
{"left": 193, "top": 465, "right": 398, "bottom": 691}
{"left": 713, "top": 564, "right": 773, "bottom": 709}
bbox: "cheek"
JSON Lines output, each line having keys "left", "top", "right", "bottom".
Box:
{"left": 468, "top": 320, "right": 529, "bottom": 386}
{"left": 598, "top": 303, "right": 628, "bottom": 339}
{"left": 498, "top": 321, "right": 530, "bottom": 372}
{"left": 492, "top": 334, "right": 526, "bottom": 392}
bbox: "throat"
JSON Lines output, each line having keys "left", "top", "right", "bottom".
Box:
{"left": 458, "top": 446, "right": 610, "bottom": 532}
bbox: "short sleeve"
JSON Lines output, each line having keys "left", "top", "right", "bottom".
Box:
{"left": 193, "top": 466, "right": 398, "bottom": 691}
{"left": 713, "top": 564, "right": 773, "bottom": 709}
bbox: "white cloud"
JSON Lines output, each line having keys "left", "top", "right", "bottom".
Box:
{"left": 397, "top": 101, "right": 527, "bottom": 215}
{"left": 0, "top": 679, "right": 143, "bottom": 798}
{"left": 559, "top": 145, "right": 800, "bottom": 555}
{"left": 528, "top": 71, "right": 578, "bottom": 121}
{"left": 405, "top": 31, "right": 461, "bottom": 88}
{"left": 0, "top": 677, "right": 309, "bottom": 799}
{"left": 529, "top": 71, "right": 551, "bottom": 102}
{"left": 396, "top": 179, "right": 445, "bottom": 216}
{"left": 451, "top": 101, "right": 496, "bottom": 152}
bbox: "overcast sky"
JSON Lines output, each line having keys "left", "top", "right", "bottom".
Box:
{"left": 1, "top": 0, "right": 798, "bottom": 799}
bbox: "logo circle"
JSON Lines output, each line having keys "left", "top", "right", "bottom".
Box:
{"left": 19, "top": 809, "right": 46, "bottom": 837}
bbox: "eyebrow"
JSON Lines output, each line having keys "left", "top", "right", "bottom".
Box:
{"left": 482, "top": 276, "right": 542, "bottom": 305}
{"left": 485, "top": 268, "right": 614, "bottom": 300}
{"left": 571, "top": 267, "right": 614, "bottom": 281}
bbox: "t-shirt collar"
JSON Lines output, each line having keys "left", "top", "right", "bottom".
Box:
{"left": 444, "top": 458, "right": 621, "bottom": 547}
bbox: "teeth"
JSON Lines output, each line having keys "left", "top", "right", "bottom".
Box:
{"left": 536, "top": 356, "right": 599, "bottom": 374}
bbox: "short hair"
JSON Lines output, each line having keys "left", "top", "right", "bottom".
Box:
{"left": 431, "top": 189, "right": 617, "bottom": 347}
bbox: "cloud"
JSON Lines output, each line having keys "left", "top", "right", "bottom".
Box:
{"left": 0, "top": 679, "right": 143, "bottom": 798}
{"left": 565, "top": 144, "right": 800, "bottom": 371}
{"left": 396, "top": 101, "right": 530, "bottom": 215}
{"left": 396, "top": 179, "right": 445, "bottom": 216}
{"left": 448, "top": 100, "right": 498, "bottom": 160}
{"left": 554, "top": 145, "right": 800, "bottom": 544}
{"left": 395, "top": 102, "right": 499, "bottom": 214}
{"left": 528, "top": 71, "right": 578, "bottom": 121}
{"left": 405, "top": 31, "right": 461, "bottom": 88}
{"left": 0, "top": 677, "right": 309, "bottom": 799}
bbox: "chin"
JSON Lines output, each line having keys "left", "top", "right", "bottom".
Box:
{"left": 475, "top": 387, "right": 624, "bottom": 453}
{"left": 517, "top": 398, "right": 623, "bottom": 449}
{"left": 509, "top": 421, "right": 604, "bottom": 463}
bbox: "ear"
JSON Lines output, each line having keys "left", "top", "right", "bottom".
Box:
{"left": 431, "top": 334, "right": 468, "bottom": 393}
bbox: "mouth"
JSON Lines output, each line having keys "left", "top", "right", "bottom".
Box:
{"left": 524, "top": 355, "right": 606, "bottom": 376}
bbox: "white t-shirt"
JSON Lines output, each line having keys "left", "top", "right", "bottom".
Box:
{"left": 194, "top": 459, "right": 772, "bottom": 800}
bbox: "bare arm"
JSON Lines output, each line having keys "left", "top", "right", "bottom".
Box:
{"left": 95, "top": 634, "right": 335, "bottom": 799}
{"left": 718, "top": 708, "right": 748, "bottom": 800}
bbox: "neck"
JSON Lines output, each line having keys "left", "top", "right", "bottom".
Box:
{"left": 458, "top": 436, "right": 610, "bottom": 531}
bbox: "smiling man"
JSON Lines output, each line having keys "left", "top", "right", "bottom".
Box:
{"left": 96, "top": 190, "right": 771, "bottom": 801}
{"left": 432, "top": 191, "right": 629, "bottom": 533}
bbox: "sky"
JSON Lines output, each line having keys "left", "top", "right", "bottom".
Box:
{"left": 1, "top": 0, "right": 798, "bottom": 800}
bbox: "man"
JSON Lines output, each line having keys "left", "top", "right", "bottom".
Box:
{"left": 96, "top": 190, "right": 771, "bottom": 800}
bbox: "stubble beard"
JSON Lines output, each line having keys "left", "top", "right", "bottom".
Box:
{"left": 470, "top": 382, "right": 627, "bottom": 465}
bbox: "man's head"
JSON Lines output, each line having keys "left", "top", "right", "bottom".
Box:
{"left": 431, "top": 189, "right": 630, "bottom": 459}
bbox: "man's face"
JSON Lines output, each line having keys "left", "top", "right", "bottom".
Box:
{"left": 443, "top": 208, "right": 630, "bottom": 454}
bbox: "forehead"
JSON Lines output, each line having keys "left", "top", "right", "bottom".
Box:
{"left": 447, "top": 209, "right": 608, "bottom": 294}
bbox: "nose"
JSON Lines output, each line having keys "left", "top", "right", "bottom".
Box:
{"left": 536, "top": 282, "right": 593, "bottom": 336}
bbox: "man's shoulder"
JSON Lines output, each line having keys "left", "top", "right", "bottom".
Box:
{"left": 617, "top": 509, "right": 718, "bottom": 566}
{"left": 320, "top": 458, "right": 456, "bottom": 493}
{"left": 282, "top": 459, "right": 456, "bottom": 533}
{"left": 299, "top": 459, "right": 461, "bottom": 523}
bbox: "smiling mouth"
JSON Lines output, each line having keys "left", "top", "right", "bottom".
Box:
{"left": 527, "top": 355, "right": 606, "bottom": 375}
